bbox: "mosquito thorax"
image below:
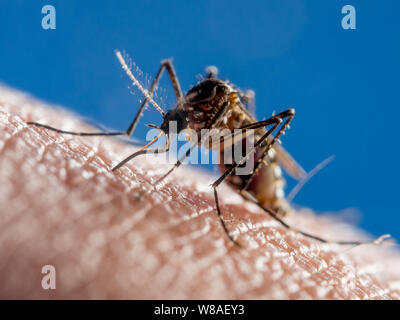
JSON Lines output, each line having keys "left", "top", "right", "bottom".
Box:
{"left": 185, "top": 78, "right": 230, "bottom": 105}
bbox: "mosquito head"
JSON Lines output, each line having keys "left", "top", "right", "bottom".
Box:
{"left": 159, "top": 108, "right": 189, "bottom": 135}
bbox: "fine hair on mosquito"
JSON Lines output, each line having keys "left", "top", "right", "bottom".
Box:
{"left": 26, "top": 50, "right": 391, "bottom": 248}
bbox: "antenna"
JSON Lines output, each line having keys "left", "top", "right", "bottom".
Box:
{"left": 115, "top": 50, "right": 165, "bottom": 116}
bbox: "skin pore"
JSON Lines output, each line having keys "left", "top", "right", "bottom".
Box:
{"left": 0, "top": 85, "right": 399, "bottom": 299}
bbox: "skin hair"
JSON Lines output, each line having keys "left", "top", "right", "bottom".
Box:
{"left": 0, "top": 85, "right": 399, "bottom": 299}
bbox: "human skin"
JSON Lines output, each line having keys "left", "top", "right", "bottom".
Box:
{"left": 0, "top": 85, "right": 399, "bottom": 299}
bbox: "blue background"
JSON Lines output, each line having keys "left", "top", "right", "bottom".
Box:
{"left": 1, "top": 1, "right": 399, "bottom": 240}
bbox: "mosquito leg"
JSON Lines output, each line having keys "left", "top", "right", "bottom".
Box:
{"left": 210, "top": 118, "right": 285, "bottom": 245}
{"left": 134, "top": 143, "right": 197, "bottom": 201}
{"left": 153, "top": 143, "right": 197, "bottom": 186}
{"left": 240, "top": 109, "right": 295, "bottom": 192}
{"left": 162, "top": 59, "right": 184, "bottom": 104}
{"left": 218, "top": 108, "right": 379, "bottom": 246}
{"left": 210, "top": 109, "right": 298, "bottom": 245}
{"left": 125, "top": 59, "right": 184, "bottom": 136}
{"left": 25, "top": 122, "right": 127, "bottom": 136}
{"left": 212, "top": 185, "right": 242, "bottom": 247}
{"left": 239, "top": 189, "right": 365, "bottom": 246}
{"left": 27, "top": 60, "right": 184, "bottom": 138}
{"left": 212, "top": 116, "right": 283, "bottom": 188}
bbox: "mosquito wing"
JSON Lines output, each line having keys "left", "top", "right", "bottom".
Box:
{"left": 274, "top": 143, "right": 306, "bottom": 180}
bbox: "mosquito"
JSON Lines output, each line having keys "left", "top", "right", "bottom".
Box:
{"left": 27, "top": 51, "right": 390, "bottom": 247}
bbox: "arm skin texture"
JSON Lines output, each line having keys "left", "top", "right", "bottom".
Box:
{"left": 0, "top": 85, "right": 399, "bottom": 300}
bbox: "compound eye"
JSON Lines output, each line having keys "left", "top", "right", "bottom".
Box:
{"left": 186, "top": 80, "right": 218, "bottom": 104}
